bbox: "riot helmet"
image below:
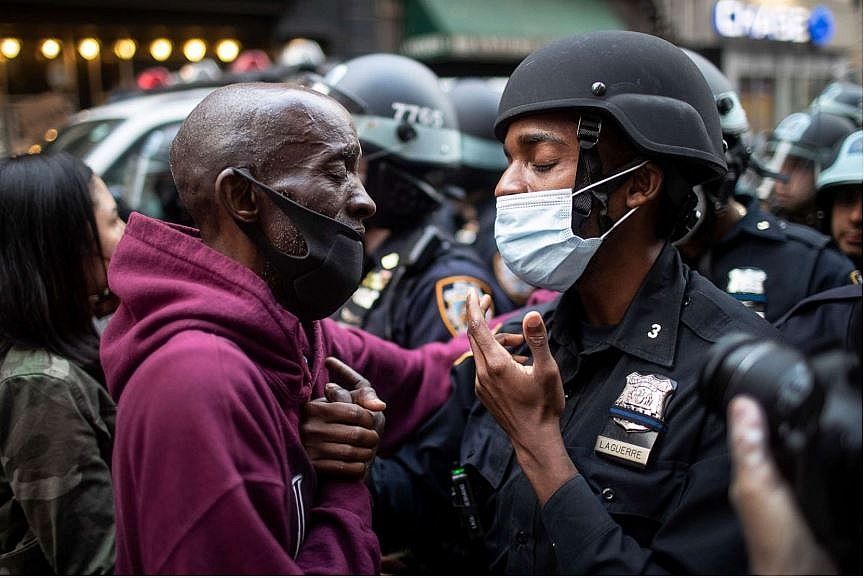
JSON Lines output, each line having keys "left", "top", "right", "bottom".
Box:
{"left": 309, "top": 53, "right": 461, "bottom": 230}
{"left": 757, "top": 110, "right": 857, "bottom": 221}
{"left": 446, "top": 77, "right": 508, "bottom": 195}
{"left": 810, "top": 81, "right": 863, "bottom": 128}
{"left": 680, "top": 49, "right": 748, "bottom": 138}
{"left": 494, "top": 30, "right": 727, "bottom": 222}
{"left": 818, "top": 130, "right": 864, "bottom": 191}
{"left": 816, "top": 130, "right": 863, "bottom": 230}
{"left": 763, "top": 110, "right": 857, "bottom": 171}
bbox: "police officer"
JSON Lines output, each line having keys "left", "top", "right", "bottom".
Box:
{"left": 757, "top": 109, "right": 857, "bottom": 229}
{"left": 675, "top": 49, "right": 860, "bottom": 322}
{"left": 371, "top": 31, "right": 785, "bottom": 574}
{"left": 814, "top": 130, "right": 863, "bottom": 268}
{"left": 308, "top": 54, "right": 515, "bottom": 347}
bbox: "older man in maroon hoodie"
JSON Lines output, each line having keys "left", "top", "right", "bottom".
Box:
{"left": 100, "top": 83, "right": 461, "bottom": 574}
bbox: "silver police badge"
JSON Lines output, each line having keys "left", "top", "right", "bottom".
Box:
{"left": 595, "top": 372, "right": 677, "bottom": 469}
{"left": 612, "top": 373, "right": 677, "bottom": 433}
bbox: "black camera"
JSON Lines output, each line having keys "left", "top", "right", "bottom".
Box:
{"left": 699, "top": 332, "right": 862, "bottom": 574}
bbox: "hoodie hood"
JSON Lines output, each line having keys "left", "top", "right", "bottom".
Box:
{"left": 101, "top": 213, "right": 323, "bottom": 403}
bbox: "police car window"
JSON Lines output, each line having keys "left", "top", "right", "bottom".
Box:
{"left": 101, "top": 122, "right": 182, "bottom": 221}
{"left": 45, "top": 119, "right": 123, "bottom": 159}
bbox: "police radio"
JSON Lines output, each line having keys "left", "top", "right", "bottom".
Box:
{"left": 450, "top": 464, "right": 484, "bottom": 540}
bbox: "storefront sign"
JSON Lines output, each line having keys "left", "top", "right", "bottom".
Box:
{"left": 713, "top": 1, "right": 835, "bottom": 45}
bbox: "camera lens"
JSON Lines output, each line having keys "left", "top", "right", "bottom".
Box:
{"left": 700, "top": 332, "right": 822, "bottom": 429}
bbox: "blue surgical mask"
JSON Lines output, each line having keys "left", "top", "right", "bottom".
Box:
{"left": 494, "top": 160, "right": 647, "bottom": 292}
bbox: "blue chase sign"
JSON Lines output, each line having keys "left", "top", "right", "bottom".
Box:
{"left": 713, "top": 1, "right": 835, "bottom": 45}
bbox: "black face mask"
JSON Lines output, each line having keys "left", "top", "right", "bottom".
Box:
{"left": 231, "top": 168, "right": 364, "bottom": 321}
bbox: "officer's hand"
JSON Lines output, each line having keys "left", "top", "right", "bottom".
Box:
{"left": 300, "top": 358, "right": 386, "bottom": 479}
{"left": 466, "top": 290, "right": 573, "bottom": 504}
{"left": 728, "top": 395, "right": 837, "bottom": 575}
{"left": 466, "top": 289, "right": 565, "bottom": 451}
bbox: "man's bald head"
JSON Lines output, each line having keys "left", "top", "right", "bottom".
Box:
{"left": 169, "top": 82, "right": 352, "bottom": 230}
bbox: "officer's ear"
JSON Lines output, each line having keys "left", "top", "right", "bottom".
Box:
{"left": 625, "top": 161, "right": 664, "bottom": 209}
{"left": 215, "top": 168, "right": 259, "bottom": 223}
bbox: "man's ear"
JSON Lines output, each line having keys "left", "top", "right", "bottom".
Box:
{"left": 215, "top": 168, "right": 258, "bottom": 223}
{"left": 626, "top": 161, "right": 664, "bottom": 208}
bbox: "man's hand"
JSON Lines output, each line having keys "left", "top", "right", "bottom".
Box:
{"left": 301, "top": 357, "right": 386, "bottom": 479}
{"left": 727, "top": 395, "right": 837, "bottom": 575}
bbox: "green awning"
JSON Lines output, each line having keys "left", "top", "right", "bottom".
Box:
{"left": 401, "top": 0, "right": 625, "bottom": 61}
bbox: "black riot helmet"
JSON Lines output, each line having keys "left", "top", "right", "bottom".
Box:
{"left": 309, "top": 53, "right": 462, "bottom": 230}
{"left": 494, "top": 30, "right": 726, "bottom": 217}
{"left": 763, "top": 110, "right": 857, "bottom": 171}
{"left": 755, "top": 109, "right": 857, "bottom": 202}
{"left": 446, "top": 78, "right": 508, "bottom": 194}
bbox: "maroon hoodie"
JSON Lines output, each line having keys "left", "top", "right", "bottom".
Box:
{"left": 101, "top": 214, "right": 459, "bottom": 574}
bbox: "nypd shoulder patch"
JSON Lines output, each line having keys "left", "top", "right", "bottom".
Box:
{"left": 435, "top": 275, "right": 494, "bottom": 336}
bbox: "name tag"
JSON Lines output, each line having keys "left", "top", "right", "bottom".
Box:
{"left": 594, "top": 436, "right": 650, "bottom": 467}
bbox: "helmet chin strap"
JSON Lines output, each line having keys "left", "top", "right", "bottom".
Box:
{"left": 574, "top": 115, "right": 604, "bottom": 191}
{"left": 573, "top": 115, "right": 614, "bottom": 233}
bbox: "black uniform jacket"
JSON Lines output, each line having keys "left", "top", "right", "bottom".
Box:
{"left": 702, "top": 195, "right": 858, "bottom": 322}
{"left": 775, "top": 283, "right": 863, "bottom": 355}
{"left": 371, "top": 244, "right": 784, "bottom": 574}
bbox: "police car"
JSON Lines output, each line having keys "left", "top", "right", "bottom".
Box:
{"left": 44, "top": 87, "right": 216, "bottom": 223}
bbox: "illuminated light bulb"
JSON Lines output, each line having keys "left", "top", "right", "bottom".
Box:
{"left": 150, "top": 38, "right": 172, "bottom": 62}
{"left": 0, "top": 38, "right": 21, "bottom": 59}
{"left": 78, "top": 38, "right": 100, "bottom": 61}
{"left": 114, "top": 39, "right": 137, "bottom": 60}
{"left": 215, "top": 39, "right": 240, "bottom": 63}
{"left": 183, "top": 39, "right": 207, "bottom": 62}
{"left": 40, "top": 39, "right": 61, "bottom": 59}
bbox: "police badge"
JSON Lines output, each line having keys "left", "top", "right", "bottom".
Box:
{"left": 594, "top": 372, "right": 677, "bottom": 468}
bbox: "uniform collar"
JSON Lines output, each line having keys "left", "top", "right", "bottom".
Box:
{"left": 551, "top": 243, "right": 684, "bottom": 368}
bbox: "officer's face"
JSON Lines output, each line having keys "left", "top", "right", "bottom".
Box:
{"left": 830, "top": 185, "right": 863, "bottom": 263}
{"left": 496, "top": 113, "right": 580, "bottom": 198}
{"left": 772, "top": 155, "right": 816, "bottom": 213}
{"left": 496, "top": 112, "right": 625, "bottom": 239}
{"left": 498, "top": 113, "right": 598, "bottom": 238}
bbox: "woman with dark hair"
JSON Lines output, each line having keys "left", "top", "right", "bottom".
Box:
{"left": 0, "top": 151, "right": 123, "bottom": 574}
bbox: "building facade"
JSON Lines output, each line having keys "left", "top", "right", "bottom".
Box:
{"left": 654, "top": 0, "right": 862, "bottom": 133}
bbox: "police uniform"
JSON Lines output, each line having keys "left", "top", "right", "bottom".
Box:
{"left": 694, "top": 195, "right": 860, "bottom": 322}
{"left": 371, "top": 244, "right": 783, "bottom": 574}
{"left": 775, "top": 284, "right": 863, "bottom": 355}
{"left": 334, "top": 218, "right": 515, "bottom": 348}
